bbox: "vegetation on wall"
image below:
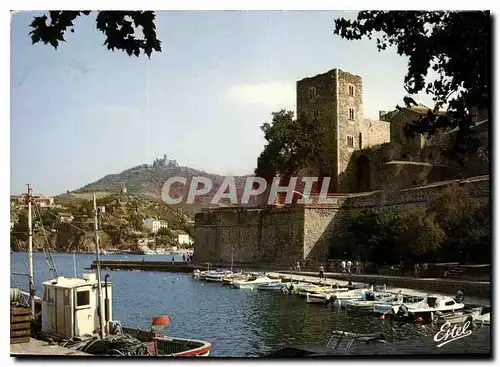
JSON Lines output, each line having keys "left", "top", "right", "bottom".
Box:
{"left": 333, "top": 183, "right": 490, "bottom": 265}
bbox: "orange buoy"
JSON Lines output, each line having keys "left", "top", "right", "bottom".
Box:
{"left": 416, "top": 316, "right": 423, "bottom": 323}
{"left": 151, "top": 315, "right": 171, "bottom": 330}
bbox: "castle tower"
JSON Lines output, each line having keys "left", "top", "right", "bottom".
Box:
{"left": 296, "top": 69, "right": 363, "bottom": 193}
{"left": 163, "top": 153, "right": 168, "bottom": 166}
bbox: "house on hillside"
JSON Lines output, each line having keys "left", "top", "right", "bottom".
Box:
{"left": 143, "top": 218, "right": 168, "bottom": 233}
{"left": 171, "top": 230, "right": 194, "bottom": 246}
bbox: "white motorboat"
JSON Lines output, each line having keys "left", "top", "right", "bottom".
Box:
{"left": 390, "top": 294, "right": 465, "bottom": 322}
{"left": 233, "top": 276, "right": 281, "bottom": 289}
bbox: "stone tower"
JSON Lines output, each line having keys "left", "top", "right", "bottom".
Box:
{"left": 296, "top": 69, "right": 363, "bottom": 192}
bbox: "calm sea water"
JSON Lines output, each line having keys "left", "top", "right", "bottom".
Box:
{"left": 10, "top": 252, "right": 491, "bottom": 357}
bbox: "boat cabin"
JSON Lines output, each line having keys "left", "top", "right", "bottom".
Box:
{"left": 41, "top": 273, "right": 113, "bottom": 340}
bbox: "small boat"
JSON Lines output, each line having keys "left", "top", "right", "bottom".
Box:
{"left": 257, "top": 282, "right": 284, "bottom": 291}
{"left": 233, "top": 276, "right": 281, "bottom": 289}
{"left": 344, "top": 293, "right": 401, "bottom": 312}
{"left": 295, "top": 285, "right": 334, "bottom": 297}
{"left": 222, "top": 273, "right": 248, "bottom": 285}
{"left": 330, "top": 288, "right": 372, "bottom": 304}
{"left": 205, "top": 270, "right": 233, "bottom": 282}
{"left": 390, "top": 294, "right": 465, "bottom": 322}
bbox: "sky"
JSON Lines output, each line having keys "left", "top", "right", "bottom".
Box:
{"left": 10, "top": 10, "right": 438, "bottom": 196}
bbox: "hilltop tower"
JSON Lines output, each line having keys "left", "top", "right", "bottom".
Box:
{"left": 163, "top": 153, "right": 168, "bottom": 166}
{"left": 296, "top": 69, "right": 364, "bottom": 192}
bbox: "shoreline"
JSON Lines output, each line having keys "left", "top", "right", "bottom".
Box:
{"left": 10, "top": 249, "right": 194, "bottom": 255}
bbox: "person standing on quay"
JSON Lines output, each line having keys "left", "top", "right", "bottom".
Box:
{"left": 414, "top": 263, "right": 420, "bottom": 278}
{"left": 319, "top": 265, "right": 325, "bottom": 281}
{"left": 422, "top": 262, "right": 428, "bottom": 278}
{"left": 296, "top": 261, "right": 301, "bottom": 272}
{"left": 341, "top": 260, "right": 346, "bottom": 273}
{"left": 356, "top": 260, "right": 361, "bottom": 274}
{"left": 347, "top": 260, "right": 352, "bottom": 274}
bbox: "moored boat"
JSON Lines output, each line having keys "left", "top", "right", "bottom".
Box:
{"left": 233, "top": 276, "right": 281, "bottom": 289}
{"left": 205, "top": 270, "right": 233, "bottom": 282}
{"left": 221, "top": 272, "right": 251, "bottom": 285}
{"left": 390, "top": 293, "right": 465, "bottom": 322}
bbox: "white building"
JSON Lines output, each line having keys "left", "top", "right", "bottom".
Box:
{"left": 143, "top": 218, "right": 168, "bottom": 233}
{"left": 177, "top": 233, "right": 194, "bottom": 246}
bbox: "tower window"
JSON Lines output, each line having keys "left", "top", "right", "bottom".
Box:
{"left": 308, "top": 87, "right": 317, "bottom": 99}
{"left": 313, "top": 110, "right": 319, "bottom": 119}
{"left": 359, "top": 133, "right": 362, "bottom": 149}
{"left": 349, "top": 108, "right": 355, "bottom": 120}
{"left": 347, "top": 135, "right": 354, "bottom": 148}
{"left": 348, "top": 85, "right": 355, "bottom": 96}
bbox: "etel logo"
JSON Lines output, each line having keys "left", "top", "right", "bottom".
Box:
{"left": 433, "top": 320, "right": 473, "bottom": 348}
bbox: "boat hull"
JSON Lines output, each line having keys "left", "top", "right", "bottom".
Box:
{"left": 306, "top": 293, "right": 332, "bottom": 304}
{"left": 123, "top": 327, "right": 212, "bottom": 357}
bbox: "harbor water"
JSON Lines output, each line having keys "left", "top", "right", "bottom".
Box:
{"left": 10, "top": 252, "right": 491, "bottom": 357}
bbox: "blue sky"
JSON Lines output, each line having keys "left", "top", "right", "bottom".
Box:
{"left": 10, "top": 10, "right": 436, "bottom": 196}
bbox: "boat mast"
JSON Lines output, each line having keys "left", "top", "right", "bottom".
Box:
{"left": 93, "top": 194, "right": 105, "bottom": 339}
{"left": 26, "top": 184, "right": 35, "bottom": 318}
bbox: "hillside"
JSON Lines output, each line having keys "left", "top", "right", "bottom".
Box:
{"left": 72, "top": 164, "right": 256, "bottom": 215}
{"left": 11, "top": 193, "right": 192, "bottom": 253}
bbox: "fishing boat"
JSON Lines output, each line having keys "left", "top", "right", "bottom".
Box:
{"left": 232, "top": 276, "right": 281, "bottom": 289}
{"left": 39, "top": 273, "right": 212, "bottom": 356}
{"left": 32, "top": 191, "right": 212, "bottom": 357}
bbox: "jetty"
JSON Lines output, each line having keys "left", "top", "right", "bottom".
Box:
{"left": 91, "top": 260, "right": 196, "bottom": 273}
{"left": 91, "top": 260, "right": 490, "bottom": 299}
{"left": 11, "top": 338, "right": 90, "bottom": 356}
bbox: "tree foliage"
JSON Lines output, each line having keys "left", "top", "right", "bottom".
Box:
{"left": 255, "top": 110, "right": 330, "bottom": 178}
{"left": 334, "top": 11, "right": 490, "bottom": 165}
{"left": 29, "top": 11, "right": 162, "bottom": 57}
{"left": 337, "top": 184, "right": 489, "bottom": 265}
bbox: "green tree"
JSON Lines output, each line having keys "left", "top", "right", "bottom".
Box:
{"left": 428, "top": 184, "right": 489, "bottom": 263}
{"left": 157, "top": 227, "right": 170, "bottom": 237}
{"left": 255, "top": 110, "right": 330, "bottom": 178}
{"left": 334, "top": 11, "right": 489, "bottom": 165}
{"left": 29, "top": 11, "right": 161, "bottom": 57}
{"left": 390, "top": 206, "right": 445, "bottom": 259}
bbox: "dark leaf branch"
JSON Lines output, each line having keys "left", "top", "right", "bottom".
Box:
{"left": 29, "top": 10, "right": 162, "bottom": 57}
